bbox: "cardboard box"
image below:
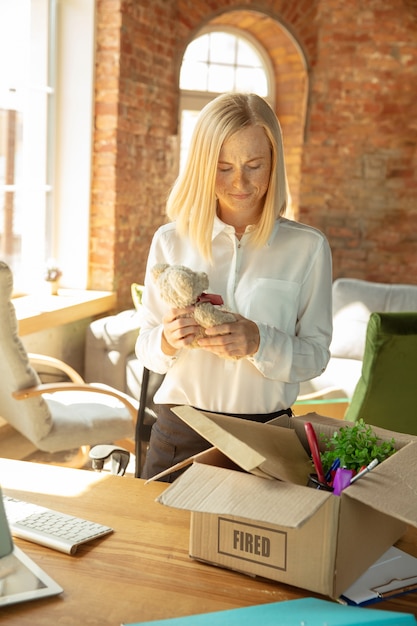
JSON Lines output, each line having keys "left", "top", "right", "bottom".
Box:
{"left": 155, "top": 408, "right": 417, "bottom": 599}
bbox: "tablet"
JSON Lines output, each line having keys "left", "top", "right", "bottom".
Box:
{"left": 0, "top": 486, "right": 63, "bottom": 607}
{"left": 0, "top": 545, "right": 63, "bottom": 607}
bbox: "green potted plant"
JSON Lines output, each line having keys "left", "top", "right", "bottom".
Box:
{"left": 320, "top": 419, "right": 396, "bottom": 475}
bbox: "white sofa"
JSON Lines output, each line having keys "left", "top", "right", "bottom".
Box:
{"left": 299, "top": 278, "right": 417, "bottom": 400}
{"left": 85, "top": 308, "right": 144, "bottom": 398}
{"left": 85, "top": 278, "right": 417, "bottom": 403}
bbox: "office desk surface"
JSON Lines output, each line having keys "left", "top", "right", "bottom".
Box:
{"left": 1, "top": 459, "right": 417, "bottom": 625}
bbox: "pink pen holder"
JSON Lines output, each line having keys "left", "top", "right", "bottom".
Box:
{"left": 332, "top": 468, "right": 353, "bottom": 495}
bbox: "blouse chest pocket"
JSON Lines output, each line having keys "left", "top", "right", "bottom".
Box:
{"left": 247, "top": 279, "right": 300, "bottom": 331}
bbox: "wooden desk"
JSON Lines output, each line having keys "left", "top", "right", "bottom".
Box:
{"left": 13, "top": 289, "right": 116, "bottom": 336}
{"left": 1, "top": 459, "right": 417, "bottom": 625}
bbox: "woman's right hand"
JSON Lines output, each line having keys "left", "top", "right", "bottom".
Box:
{"left": 161, "top": 307, "right": 201, "bottom": 355}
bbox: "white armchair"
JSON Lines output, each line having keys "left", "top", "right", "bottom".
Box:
{"left": 0, "top": 261, "right": 137, "bottom": 466}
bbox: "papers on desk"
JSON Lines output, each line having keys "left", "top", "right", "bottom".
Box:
{"left": 340, "top": 546, "right": 417, "bottom": 606}
{"left": 122, "top": 597, "right": 417, "bottom": 625}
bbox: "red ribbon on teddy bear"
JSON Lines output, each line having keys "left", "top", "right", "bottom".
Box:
{"left": 196, "top": 293, "right": 224, "bottom": 306}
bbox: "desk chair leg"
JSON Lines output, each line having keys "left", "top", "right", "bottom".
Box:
{"left": 135, "top": 366, "right": 150, "bottom": 478}
{"left": 89, "top": 445, "right": 130, "bottom": 476}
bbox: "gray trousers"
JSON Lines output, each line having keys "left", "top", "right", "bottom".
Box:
{"left": 141, "top": 404, "right": 292, "bottom": 483}
{"left": 141, "top": 404, "right": 210, "bottom": 482}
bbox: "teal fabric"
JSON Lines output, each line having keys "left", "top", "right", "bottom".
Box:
{"left": 344, "top": 312, "right": 417, "bottom": 434}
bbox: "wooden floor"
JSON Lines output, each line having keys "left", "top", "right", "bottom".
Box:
{"left": 0, "top": 418, "right": 38, "bottom": 460}
{"left": 292, "top": 400, "right": 349, "bottom": 420}
{"left": 0, "top": 418, "right": 90, "bottom": 467}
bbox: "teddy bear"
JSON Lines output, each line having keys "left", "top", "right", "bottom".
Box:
{"left": 151, "top": 263, "right": 236, "bottom": 344}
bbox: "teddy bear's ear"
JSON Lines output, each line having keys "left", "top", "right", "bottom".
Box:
{"left": 152, "top": 263, "right": 169, "bottom": 280}
{"left": 197, "top": 272, "right": 209, "bottom": 291}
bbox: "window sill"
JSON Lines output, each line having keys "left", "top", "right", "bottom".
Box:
{"left": 13, "top": 289, "right": 117, "bottom": 336}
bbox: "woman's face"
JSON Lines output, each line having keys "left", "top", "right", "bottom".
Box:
{"left": 215, "top": 125, "right": 272, "bottom": 224}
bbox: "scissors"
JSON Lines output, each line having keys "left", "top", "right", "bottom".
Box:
{"left": 304, "top": 422, "right": 326, "bottom": 485}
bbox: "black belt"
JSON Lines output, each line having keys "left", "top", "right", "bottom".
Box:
{"left": 193, "top": 407, "right": 293, "bottom": 424}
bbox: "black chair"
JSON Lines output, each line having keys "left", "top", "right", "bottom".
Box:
{"left": 134, "top": 367, "right": 165, "bottom": 476}
{"left": 90, "top": 367, "right": 164, "bottom": 477}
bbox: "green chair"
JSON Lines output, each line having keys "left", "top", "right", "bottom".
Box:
{"left": 344, "top": 312, "right": 417, "bottom": 434}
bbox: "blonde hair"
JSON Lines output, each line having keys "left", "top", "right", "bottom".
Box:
{"left": 167, "top": 93, "right": 288, "bottom": 261}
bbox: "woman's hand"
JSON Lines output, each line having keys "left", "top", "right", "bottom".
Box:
{"left": 196, "top": 314, "right": 260, "bottom": 359}
{"left": 161, "top": 307, "right": 201, "bottom": 355}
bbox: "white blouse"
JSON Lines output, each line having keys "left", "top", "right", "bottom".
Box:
{"left": 135, "top": 216, "right": 333, "bottom": 414}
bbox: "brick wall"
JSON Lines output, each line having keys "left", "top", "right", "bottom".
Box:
{"left": 301, "top": 0, "right": 417, "bottom": 282}
{"left": 90, "top": 0, "right": 417, "bottom": 310}
{"left": 90, "top": 0, "right": 179, "bottom": 307}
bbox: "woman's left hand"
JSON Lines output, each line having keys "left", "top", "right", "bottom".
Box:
{"left": 196, "top": 314, "right": 260, "bottom": 359}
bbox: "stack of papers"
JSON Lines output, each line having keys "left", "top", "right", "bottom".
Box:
{"left": 341, "top": 546, "right": 417, "bottom": 606}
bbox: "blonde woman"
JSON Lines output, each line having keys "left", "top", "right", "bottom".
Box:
{"left": 136, "top": 92, "right": 333, "bottom": 481}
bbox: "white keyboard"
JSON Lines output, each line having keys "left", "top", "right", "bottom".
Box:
{"left": 3, "top": 495, "right": 113, "bottom": 555}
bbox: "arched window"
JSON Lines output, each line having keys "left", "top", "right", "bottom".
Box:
{"left": 179, "top": 29, "right": 273, "bottom": 170}
{"left": 180, "top": 30, "right": 270, "bottom": 95}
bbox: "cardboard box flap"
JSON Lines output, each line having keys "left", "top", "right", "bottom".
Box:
{"left": 171, "top": 406, "right": 313, "bottom": 485}
{"left": 157, "top": 462, "right": 333, "bottom": 529}
{"left": 345, "top": 441, "right": 417, "bottom": 527}
{"left": 279, "top": 412, "right": 417, "bottom": 455}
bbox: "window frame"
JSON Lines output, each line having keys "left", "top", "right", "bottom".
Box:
{"left": 178, "top": 26, "right": 275, "bottom": 171}
{"left": 180, "top": 26, "right": 274, "bottom": 102}
{"left": 0, "top": 0, "right": 95, "bottom": 295}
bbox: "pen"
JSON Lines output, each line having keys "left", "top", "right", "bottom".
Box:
{"left": 325, "top": 457, "right": 340, "bottom": 483}
{"left": 304, "top": 422, "right": 326, "bottom": 485}
{"left": 350, "top": 458, "right": 379, "bottom": 484}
